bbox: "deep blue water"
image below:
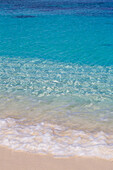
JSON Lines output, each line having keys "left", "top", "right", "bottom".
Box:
{"left": 0, "top": 1, "right": 113, "bottom": 65}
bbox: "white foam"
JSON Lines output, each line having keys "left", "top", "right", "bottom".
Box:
{"left": 0, "top": 118, "right": 113, "bottom": 160}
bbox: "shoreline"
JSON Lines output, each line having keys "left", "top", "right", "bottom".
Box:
{"left": 0, "top": 117, "right": 113, "bottom": 160}
{"left": 0, "top": 146, "right": 113, "bottom": 170}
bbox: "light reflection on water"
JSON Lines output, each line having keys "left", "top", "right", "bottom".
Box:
{"left": 0, "top": 56, "right": 113, "bottom": 133}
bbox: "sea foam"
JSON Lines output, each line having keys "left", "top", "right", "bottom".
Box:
{"left": 0, "top": 118, "right": 113, "bottom": 160}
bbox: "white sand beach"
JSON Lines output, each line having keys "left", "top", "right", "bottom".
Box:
{"left": 0, "top": 146, "right": 113, "bottom": 170}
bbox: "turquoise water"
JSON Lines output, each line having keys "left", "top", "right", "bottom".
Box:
{"left": 0, "top": 1, "right": 113, "bottom": 159}
{"left": 0, "top": 15, "right": 113, "bottom": 65}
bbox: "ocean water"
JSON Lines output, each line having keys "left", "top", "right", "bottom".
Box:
{"left": 0, "top": 0, "right": 113, "bottom": 159}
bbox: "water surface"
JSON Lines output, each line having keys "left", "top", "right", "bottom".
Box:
{"left": 0, "top": 0, "right": 113, "bottom": 159}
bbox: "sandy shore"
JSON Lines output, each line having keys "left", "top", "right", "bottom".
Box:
{"left": 0, "top": 146, "right": 113, "bottom": 170}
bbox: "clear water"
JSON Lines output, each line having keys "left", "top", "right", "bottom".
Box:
{"left": 0, "top": 0, "right": 113, "bottom": 159}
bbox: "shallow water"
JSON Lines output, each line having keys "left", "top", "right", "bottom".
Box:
{"left": 0, "top": 0, "right": 113, "bottom": 159}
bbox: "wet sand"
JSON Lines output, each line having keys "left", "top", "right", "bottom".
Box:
{"left": 0, "top": 146, "right": 113, "bottom": 170}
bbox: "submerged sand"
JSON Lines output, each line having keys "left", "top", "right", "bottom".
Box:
{"left": 0, "top": 146, "right": 113, "bottom": 170}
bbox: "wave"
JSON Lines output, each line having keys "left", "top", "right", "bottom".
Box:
{"left": 0, "top": 117, "right": 113, "bottom": 160}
